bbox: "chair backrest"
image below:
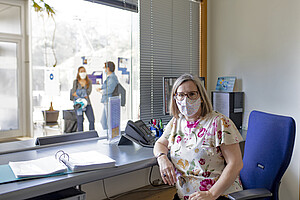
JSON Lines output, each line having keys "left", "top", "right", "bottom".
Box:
{"left": 240, "top": 110, "right": 295, "bottom": 200}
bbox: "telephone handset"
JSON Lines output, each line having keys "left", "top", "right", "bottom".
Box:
{"left": 123, "top": 120, "right": 157, "bottom": 148}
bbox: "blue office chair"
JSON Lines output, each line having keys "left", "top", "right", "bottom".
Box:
{"left": 228, "top": 110, "right": 296, "bottom": 200}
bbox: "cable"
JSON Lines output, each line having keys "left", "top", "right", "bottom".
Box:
{"left": 149, "top": 165, "right": 165, "bottom": 187}
{"left": 102, "top": 179, "right": 111, "bottom": 200}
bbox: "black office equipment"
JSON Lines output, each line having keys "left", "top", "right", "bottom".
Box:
{"left": 35, "top": 131, "right": 99, "bottom": 146}
{"left": 211, "top": 91, "right": 244, "bottom": 129}
{"left": 63, "top": 110, "right": 77, "bottom": 133}
{"left": 27, "top": 187, "right": 86, "bottom": 200}
{"left": 118, "top": 131, "right": 134, "bottom": 146}
{"left": 112, "top": 83, "right": 126, "bottom": 106}
{"left": 123, "top": 120, "right": 156, "bottom": 148}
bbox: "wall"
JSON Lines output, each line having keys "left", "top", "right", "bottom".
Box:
{"left": 81, "top": 166, "right": 161, "bottom": 200}
{"left": 207, "top": 0, "right": 300, "bottom": 199}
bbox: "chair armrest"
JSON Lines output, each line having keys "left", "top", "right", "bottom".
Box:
{"left": 227, "top": 188, "right": 272, "bottom": 200}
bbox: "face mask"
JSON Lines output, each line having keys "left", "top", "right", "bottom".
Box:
{"left": 176, "top": 97, "right": 201, "bottom": 117}
{"left": 79, "top": 72, "right": 87, "bottom": 79}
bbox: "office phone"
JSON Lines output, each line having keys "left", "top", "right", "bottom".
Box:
{"left": 123, "top": 120, "right": 157, "bottom": 148}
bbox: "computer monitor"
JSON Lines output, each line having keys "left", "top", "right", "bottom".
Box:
{"left": 163, "top": 76, "right": 205, "bottom": 115}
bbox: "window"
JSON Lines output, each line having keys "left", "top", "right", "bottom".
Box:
{"left": 31, "top": 0, "right": 139, "bottom": 136}
{"left": 0, "top": 0, "right": 29, "bottom": 139}
{"left": 140, "top": 0, "right": 200, "bottom": 124}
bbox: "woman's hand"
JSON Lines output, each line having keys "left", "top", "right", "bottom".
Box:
{"left": 157, "top": 155, "right": 176, "bottom": 185}
{"left": 96, "top": 88, "right": 102, "bottom": 92}
{"left": 72, "top": 92, "right": 78, "bottom": 97}
{"left": 188, "top": 191, "right": 215, "bottom": 200}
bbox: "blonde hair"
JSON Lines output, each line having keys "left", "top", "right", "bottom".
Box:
{"left": 169, "top": 74, "right": 213, "bottom": 119}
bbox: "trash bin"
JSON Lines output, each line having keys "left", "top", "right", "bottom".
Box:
{"left": 63, "top": 110, "right": 77, "bottom": 133}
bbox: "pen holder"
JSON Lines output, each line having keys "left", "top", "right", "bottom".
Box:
{"left": 150, "top": 126, "right": 158, "bottom": 137}
{"left": 158, "top": 129, "right": 163, "bottom": 137}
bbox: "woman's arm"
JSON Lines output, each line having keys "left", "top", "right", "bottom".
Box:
{"left": 153, "top": 136, "right": 176, "bottom": 185}
{"left": 71, "top": 80, "right": 78, "bottom": 97}
{"left": 190, "top": 143, "right": 243, "bottom": 200}
{"left": 86, "top": 79, "right": 92, "bottom": 96}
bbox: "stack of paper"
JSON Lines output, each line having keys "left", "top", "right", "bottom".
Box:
{"left": 61, "top": 151, "right": 116, "bottom": 172}
{"left": 9, "top": 156, "right": 68, "bottom": 178}
{"left": 8, "top": 151, "right": 116, "bottom": 178}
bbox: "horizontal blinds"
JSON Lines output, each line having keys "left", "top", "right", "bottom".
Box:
{"left": 140, "top": 0, "right": 199, "bottom": 125}
{"left": 85, "top": 0, "right": 138, "bottom": 12}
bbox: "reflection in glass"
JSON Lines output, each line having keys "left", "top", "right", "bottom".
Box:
{"left": 0, "top": 42, "right": 19, "bottom": 131}
{"left": 0, "top": 3, "right": 21, "bottom": 34}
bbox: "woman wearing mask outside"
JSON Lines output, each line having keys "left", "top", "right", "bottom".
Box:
{"left": 153, "top": 74, "right": 243, "bottom": 200}
{"left": 71, "top": 66, "right": 95, "bottom": 131}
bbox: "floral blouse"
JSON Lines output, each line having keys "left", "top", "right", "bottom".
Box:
{"left": 164, "top": 111, "right": 243, "bottom": 200}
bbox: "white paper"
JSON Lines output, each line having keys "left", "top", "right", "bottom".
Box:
{"left": 62, "top": 151, "right": 116, "bottom": 172}
{"left": 9, "top": 156, "right": 68, "bottom": 178}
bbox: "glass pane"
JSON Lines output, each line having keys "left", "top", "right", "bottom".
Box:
{"left": 0, "top": 41, "right": 19, "bottom": 131}
{"left": 31, "top": 0, "right": 139, "bottom": 137}
{"left": 0, "top": 3, "right": 21, "bottom": 34}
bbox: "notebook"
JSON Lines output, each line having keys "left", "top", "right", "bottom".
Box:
{"left": 8, "top": 150, "right": 116, "bottom": 178}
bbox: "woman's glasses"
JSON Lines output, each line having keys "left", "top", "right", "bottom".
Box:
{"left": 174, "top": 91, "right": 199, "bottom": 101}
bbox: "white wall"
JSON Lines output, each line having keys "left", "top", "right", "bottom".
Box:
{"left": 207, "top": 0, "right": 300, "bottom": 199}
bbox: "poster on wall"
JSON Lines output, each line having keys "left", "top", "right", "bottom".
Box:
{"left": 118, "top": 57, "right": 130, "bottom": 84}
{"left": 215, "top": 76, "right": 236, "bottom": 92}
{"left": 108, "top": 96, "right": 121, "bottom": 143}
{"left": 44, "top": 68, "right": 60, "bottom": 96}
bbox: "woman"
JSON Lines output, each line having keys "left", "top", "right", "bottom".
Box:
{"left": 71, "top": 66, "right": 95, "bottom": 131}
{"left": 153, "top": 74, "right": 243, "bottom": 200}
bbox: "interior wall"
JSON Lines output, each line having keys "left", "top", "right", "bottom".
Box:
{"left": 81, "top": 166, "right": 161, "bottom": 200}
{"left": 207, "top": 0, "right": 300, "bottom": 199}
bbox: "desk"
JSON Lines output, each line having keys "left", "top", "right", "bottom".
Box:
{"left": 0, "top": 139, "right": 157, "bottom": 200}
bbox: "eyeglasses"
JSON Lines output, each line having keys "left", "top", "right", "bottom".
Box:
{"left": 174, "top": 91, "right": 199, "bottom": 101}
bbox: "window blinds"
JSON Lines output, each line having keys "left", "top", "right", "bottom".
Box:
{"left": 85, "top": 0, "right": 138, "bottom": 12}
{"left": 140, "top": 0, "right": 199, "bottom": 124}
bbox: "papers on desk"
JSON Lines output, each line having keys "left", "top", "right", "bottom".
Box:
{"left": 8, "top": 151, "right": 116, "bottom": 178}
{"left": 9, "top": 156, "right": 67, "bottom": 178}
{"left": 60, "top": 151, "right": 116, "bottom": 172}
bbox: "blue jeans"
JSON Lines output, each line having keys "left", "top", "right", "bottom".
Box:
{"left": 100, "top": 103, "right": 108, "bottom": 130}
{"left": 76, "top": 104, "right": 95, "bottom": 131}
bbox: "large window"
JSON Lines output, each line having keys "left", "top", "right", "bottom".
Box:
{"left": 0, "top": 0, "right": 29, "bottom": 139}
{"left": 31, "top": 0, "right": 139, "bottom": 136}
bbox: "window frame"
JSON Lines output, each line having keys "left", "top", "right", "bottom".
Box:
{"left": 0, "top": 0, "right": 30, "bottom": 139}
{"left": 199, "top": 0, "right": 207, "bottom": 89}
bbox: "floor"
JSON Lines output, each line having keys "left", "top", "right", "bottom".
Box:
{"left": 108, "top": 185, "right": 176, "bottom": 200}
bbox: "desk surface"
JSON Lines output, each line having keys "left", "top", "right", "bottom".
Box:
{"left": 0, "top": 139, "right": 156, "bottom": 200}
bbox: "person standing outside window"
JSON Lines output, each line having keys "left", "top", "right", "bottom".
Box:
{"left": 71, "top": 66, "right": 95, "bottom": 131}
{"left": 96, "top": 61, "right": 119, "bottom": 130}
